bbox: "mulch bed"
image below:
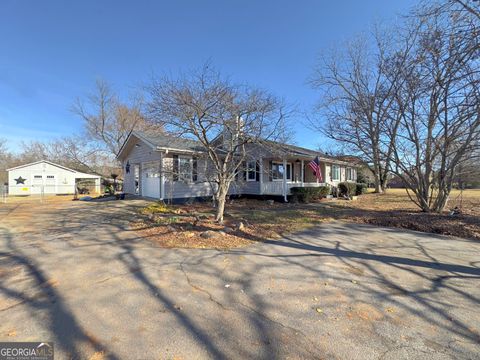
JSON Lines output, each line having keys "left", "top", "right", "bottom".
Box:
{"left": 131, "top": 194, "right": 480, "bottom": 249}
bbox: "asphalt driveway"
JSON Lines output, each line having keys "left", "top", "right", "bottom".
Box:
{"left": 0, "top": 198, "right": 479, "bottom": 359}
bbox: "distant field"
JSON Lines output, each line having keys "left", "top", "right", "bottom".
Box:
{"left": 328, "top": 188, "right": 480, "bottom": 240}
{"left": 363, "top": 188, "right": 480, "bottom": 216}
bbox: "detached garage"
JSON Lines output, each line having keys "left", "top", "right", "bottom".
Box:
{"left": 7, "top": 160, "right": 101, "bottom": 196}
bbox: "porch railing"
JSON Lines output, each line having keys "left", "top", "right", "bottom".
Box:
{"left": 260, "top": 182, "right": 328, "bottom": 195}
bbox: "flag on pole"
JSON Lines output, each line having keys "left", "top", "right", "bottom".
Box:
{"left": 308, "top": 156, "right": 323, "bottom": 181}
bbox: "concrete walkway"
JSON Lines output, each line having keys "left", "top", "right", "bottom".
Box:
{"left": 0, "top": 198, "right": 479, "bottom": 359}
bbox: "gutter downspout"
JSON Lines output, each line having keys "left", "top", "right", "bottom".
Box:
{"left": 283, "top": 158, "right": 287, "bottom": 202}
{"left": 259, "top": 157, "right": 263, "bottom": 195}
{"left": 160, "top": 152, "right": 165, "bottom": 200}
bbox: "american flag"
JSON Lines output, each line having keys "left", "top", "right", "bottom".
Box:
{"left": 308, "top": 156, "right": 323, "bottom": 181}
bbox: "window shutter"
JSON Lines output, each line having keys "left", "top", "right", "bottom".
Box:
{"left": 192, "top": 157, "right": 198, "bottom": 182}
{"left": 243, "top": 161, "right": 247, "bottom": 181}
{"left": 255, "top": 161, "right": 260, "bottom": 181}
{"left": 173, "top": 155, "right": 179, "bottom": 181}
{"left": 291, "top": 163, "right": 295, "bottom": 182}
{"left": 269, "top": 161, "right": 273, "bottom": 181}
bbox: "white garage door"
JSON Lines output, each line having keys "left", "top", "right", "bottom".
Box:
{"left": 44, "top": 175, "right": 56, "bottom": 194}
{"left": 141, "top": 162, "right": 160, "bottom": 198}
{"left": 31, "top": 175, "right": 43, "bottom": 195}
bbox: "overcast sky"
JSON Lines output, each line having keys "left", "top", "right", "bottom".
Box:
{"left": 0, "top": 0, "right": 418, "bottom": 152}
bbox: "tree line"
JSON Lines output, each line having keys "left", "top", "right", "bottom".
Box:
{"left": 309, "top": 0, "right": 480, "bottom": 212}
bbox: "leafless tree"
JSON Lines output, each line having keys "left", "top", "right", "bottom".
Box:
{"left": 146, "top": 65, "right": 289, "bottom": 223}
{"left": 17, "top": 136, "right": 118, "bottom": 177}
{"left": 72, "top": 79, "right": 163, "bottom": 157}
{"left": 388, "top": 3, "right": 480, "bottom": 212}
{"left": 310, "top": 27, "right": 416, "bottom": 193}
{"left": 428, "top": 0, "right": 480, "bottom": 21}
{"left": 0, "top": 138, "right": 15, "bottom": 184}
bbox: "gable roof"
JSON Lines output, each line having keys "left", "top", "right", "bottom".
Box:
{"left": 116, "top": 131, "right": 204, "bottom": 159}
{"left": 137, "top": 132, "right": 204, "bottom": 152}
{"left": 7, "top": 160, "right": 78, "bottom": 172}
{"left": 6, "top": 160, "right": 101, "bottom": 178}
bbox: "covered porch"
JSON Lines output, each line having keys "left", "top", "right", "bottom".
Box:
{"left": 254, "top": 156, "right": 330, "bottom": 201}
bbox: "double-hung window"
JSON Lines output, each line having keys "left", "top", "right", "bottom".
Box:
{"left": 178, "top": 156, "right": 192, "bottom": 182}
{"left": 246, "top": 161, "right": 257, "bottom": 181}
{"left": 272, "top": 162, "right": 292, "bottom": 181}
{"left": 346, "top": 168, "right": 354, "bottom": 181}
{"left": 331, "top": 165, "right": 340, "bottom": 181}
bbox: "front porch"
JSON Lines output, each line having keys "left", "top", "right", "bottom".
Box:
{"left": 253, "top": 157, "right": 331, "bottom": 201}
{"left": 260, "top": 181, "right": 329, "bottom": 196}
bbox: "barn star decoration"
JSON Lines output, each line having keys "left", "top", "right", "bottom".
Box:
{"left": 14, "top": 176, "right": 26, "bottom": 185}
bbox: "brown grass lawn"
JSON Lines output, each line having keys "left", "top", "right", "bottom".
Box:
{"left": 133, "top": 189, "right": 480, "bottom": 248}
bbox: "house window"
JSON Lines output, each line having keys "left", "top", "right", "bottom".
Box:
{"left": 331, "top": 165, "right": 340, "bottom": 181}
{"left": 272, "top": 162, "right": 292, "bottom": 181}
{"left": 346, "top": 168, "right": 355, "bottom": 181}
{"left": 246, "top": 161, "right": 256, "bottom": 182}
{"left": 178, "top": 156, "right": 192, "bottom": 182}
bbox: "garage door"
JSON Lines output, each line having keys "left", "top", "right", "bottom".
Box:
{"left": 31, "top": 175, "right": 43, "bottom": 195}
{"left": 141, "top": 162, "right": 160, "bottom": 198}
{"left": 44, "top": 175, "right": 56, "bottom": 194}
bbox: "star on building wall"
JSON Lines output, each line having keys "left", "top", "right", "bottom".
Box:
{"left": 14, "top": 176, "right": 26, "bottom": 185}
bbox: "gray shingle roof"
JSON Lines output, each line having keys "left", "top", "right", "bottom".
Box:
{"left": 133, "top": 131, "right": 348, "bottom": 164}
{"left": 135, "top": 131, "right": 205, "bottom": 152}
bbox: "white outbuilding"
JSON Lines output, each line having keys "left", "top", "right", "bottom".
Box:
{"left": 7, "top": 160, "right": 101, "bottom": 196}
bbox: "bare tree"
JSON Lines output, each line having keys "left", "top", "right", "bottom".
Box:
{"left": 430, "top": 0, "right": 480, "bottom": 21}
{"left": 72, "top": 79, "right": 163, "bottom": 157}
{"left": 17, "top": 136, "right": 118, "bottom": 177}
{"left": 310, "top": 27, "right": 416, "bottom": 193}
{"left": 147, "top": 65, "right": 289, "bottom": 223}
{"left": 0, "top": 138, "right": 16, "bottom": 184}
{"left": 388, "top": 4, "right": 480, "bottom": 212}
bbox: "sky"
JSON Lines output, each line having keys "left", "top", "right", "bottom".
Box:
{"left": 0, "top": 0, "right": 418, "bottom": 152}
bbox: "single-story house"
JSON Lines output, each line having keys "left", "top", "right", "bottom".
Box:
{"left": 6, "top": 160, "right": 101, "bottom": 196}
{"left": 117, "top": 132, "right": 357, "bottom": 202}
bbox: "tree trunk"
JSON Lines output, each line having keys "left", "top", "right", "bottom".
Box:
{"left": 373, "top": 172, "right": 383, "bottom": 193}
{"left": 215, "top": 183, "right": 229, "bottom": 223}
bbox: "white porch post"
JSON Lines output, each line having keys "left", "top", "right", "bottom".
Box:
{"left": 283, "top": 158, "right": 287, "bottom": 202}
{"left": 160, "top": 152, "right": 165, "bottom": 200}
{"left": 301, "top": 159, "right": 304, "bottom": 187}
{"left": 259, "top": 157, "right": 263, "bottom": 195}
{"left": 94, "top": 178, "right": 101, "bottom": 194}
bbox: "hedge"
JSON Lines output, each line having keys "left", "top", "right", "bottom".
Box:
{"left": 290, "top": 186, "right": 331, "bottom": 203}
{"left": 355, "top": 183, "right": 367, "bottom": 195}
{"left": 338, "top": 182, "right": 367, "bottom": 197}
{"left": 338, "top": 182, "right": 357, "bottom": 198}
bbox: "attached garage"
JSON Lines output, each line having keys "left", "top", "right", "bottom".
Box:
{"left": 7, "top": 160, "right": 101, "bottom": 196}
{"left": 141, "top": 161, "right": 161, "bottom": 198}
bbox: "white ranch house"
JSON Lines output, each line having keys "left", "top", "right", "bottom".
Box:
{"left": 118, "top": 132, "right": 357, "bottom": 202}
{"left": 6, "top": 160, "right": 101, "bottom": 196}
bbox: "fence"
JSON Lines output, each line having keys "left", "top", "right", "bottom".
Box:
{"left": 0, "top": 183, "right": 6, "bottom": 203}
{"left": 1, "top": 183, "right": 106, "bottom": 203}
